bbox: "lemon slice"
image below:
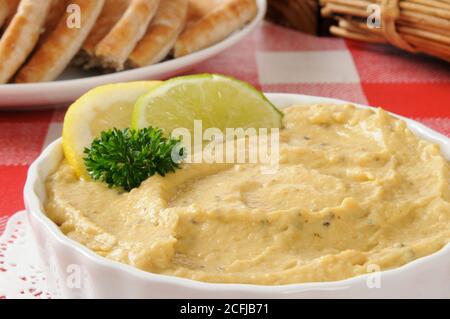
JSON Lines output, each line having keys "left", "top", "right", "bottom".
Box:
{"left": 63, "top": 81, "right": 161, "bottom": 177}
{"left": 131, "top": 74, "right": 283, "bottom": 135}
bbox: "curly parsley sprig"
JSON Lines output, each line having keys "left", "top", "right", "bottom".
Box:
{"left": 84, "top": 127, "right": 184, "bottom": 191}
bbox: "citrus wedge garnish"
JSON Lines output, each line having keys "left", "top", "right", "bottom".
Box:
{"left": 131, "top": 74, "right": 283, "bottom": 135}
{"left": 63, "top": 81, "right": 161, "bottom": 177}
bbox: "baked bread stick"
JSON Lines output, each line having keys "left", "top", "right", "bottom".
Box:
{"left": 174, "top": 0, "right": 257, "bottom": 58}
{"left": 39, "top": 0, "right": 69, "bottom": 45}
{"left": 2, "top": 0, "right": 20, "bottom": 29}
{"left": 95, "top": 0, "right": 160, "bottom": 71}
{"left": 0, "top": 0, "right": 7, "bottom": 29}
{"left": 0, "top": 0, "right": 53, "bottom": 83}
{"left": 15, "top": 0, "right": 105, "bottom": 83}
{"left": 128, "top": 0, "right": 188, "bottom": 67}
{"left": 80, "top": 0, "right": 130, "bottom": 67}
{"left": 186, "top": 0, "right": 221, "bottom": 27}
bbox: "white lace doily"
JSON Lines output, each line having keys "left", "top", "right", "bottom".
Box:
{"left": 0, "top": 211, "right": 54, "bottom": 299}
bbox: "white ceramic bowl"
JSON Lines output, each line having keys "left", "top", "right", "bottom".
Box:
{"left": 0, "top": 0, "right": 266, "bottom": 110}
{"left": 24, "top": 94, "right": 450, "bottom": 298}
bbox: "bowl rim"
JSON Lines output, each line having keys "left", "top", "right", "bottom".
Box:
{"left": 24, "top": 93, "right": 450, "bottom": 294}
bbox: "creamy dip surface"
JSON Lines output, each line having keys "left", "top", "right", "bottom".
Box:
{"left": 45, "top": 104, "right": 450, "bottom": 285}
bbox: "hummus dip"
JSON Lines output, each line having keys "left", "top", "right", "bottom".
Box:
{"left": 45, "top": 104, "right": 450, "bottom": 285}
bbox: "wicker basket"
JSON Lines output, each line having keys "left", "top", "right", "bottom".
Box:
{"left": 321, "top": 0, "right": 450, "bottom": 62}
{"left": 266, "top": 0, "right": 322, "bottom": 35}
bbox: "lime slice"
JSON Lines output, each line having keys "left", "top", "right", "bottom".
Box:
{"left": 131, "top": 74, "right": 283, "bottom": 135}
{"left": 63, "top": 81, "right": 161, "bottom": 177}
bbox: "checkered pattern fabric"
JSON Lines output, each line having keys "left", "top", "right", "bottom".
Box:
{"left": 1, "top": 22, "right": 449, "bottom": 234}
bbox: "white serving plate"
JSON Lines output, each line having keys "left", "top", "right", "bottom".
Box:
{"left": 0, "top": 0, "right": 266, "bottom": 110}
{"left": 24, "top": 94, "right": 450, "bottom": 299}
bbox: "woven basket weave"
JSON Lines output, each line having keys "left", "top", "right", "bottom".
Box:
{"left": 266, "top": 0, "right": 320, "bottom": 35}
{"left": 321, "top": 0, "right": 450, "bottom": 62}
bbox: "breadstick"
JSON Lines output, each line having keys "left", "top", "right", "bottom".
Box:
{"left": 406, "top": 42, "right": 450, "bottom": 60}
{"left": 323, "top": 0, "right": 370, "bottom": 9}
{"left": 95, "top": 0, "right": 160, "bottom": 71}
{"left": 15, "top": 0, "right": 105, "bottom": 83}
{"left": 400, "top": 1, "right": 450, "bottom": 20}
{"left": 81, "top": 0, "right": 130, "bottom": 66}
{"left": 0, "top": 0, "right": 53, "bottom": 84}
{"left": 401, "top": 10, "right": 450, "bottom": 31}
{"left": 128, "top": 0, "right": 188, "bottom": 67}
{"left": 0, "top": 0, "right": 7, "bottom": 28}
{"left": 186, "top": 0, "right": 222, "bottom": 27}
{"left": 330, "top": 25, "right": 387, "bottom": 44}
{"left": 407, "top": 0, "right": 450, "bottom": 11}
{"left": 398, "top": 20, "right": 450, "bottom": 37}
{"left": 322, "top": 0, "right": 450, "bottom": 61}
{"left": 322, "top": 3, "right": 368, "bottom": 17}
{"left": 403, "top": 33, "right": 450, "bottom": 54}
{"left": 174, "top": 0, "right": 258, "bottom": 58}
{"left": 398, "top": 25, "right": 450, "bottom": 45}
{"left": 39, "top": 0, "right": 70, "bottom": 45}
{"left": 2, "top": 0, "right": 20, "bottom": 29}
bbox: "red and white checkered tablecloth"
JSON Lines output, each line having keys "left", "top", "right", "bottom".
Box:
{"left": 0, "top": 22, "right": 449, "bottom": 234}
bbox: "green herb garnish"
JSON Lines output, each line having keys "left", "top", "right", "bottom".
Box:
{"left": 84, "top": 127, "right": 184, "bottom": 191}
